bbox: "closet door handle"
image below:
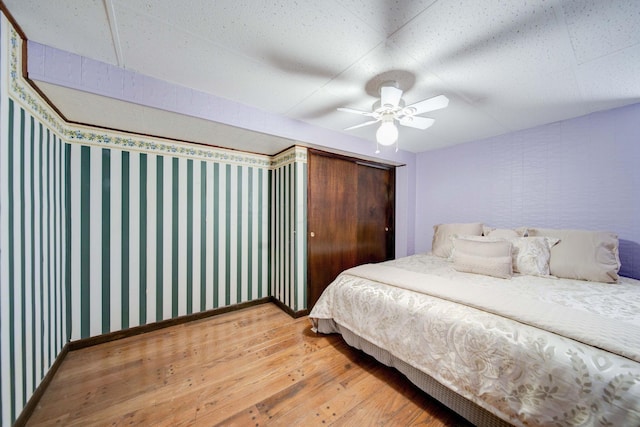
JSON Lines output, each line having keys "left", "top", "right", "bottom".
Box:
{"left": 310, "top": 231, "right": 315, "bottom": 237}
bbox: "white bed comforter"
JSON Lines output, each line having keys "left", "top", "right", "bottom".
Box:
{"left": 309, "top": 254, "right": 640, "bottom": 427}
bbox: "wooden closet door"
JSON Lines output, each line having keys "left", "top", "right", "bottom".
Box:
{"left": 356, "top": 163, "right": 395, "bottom": 265}
{"left": 307, "top": 152, "right": 357, "bottom": 309}
{"left": 307, "top": 150, "right": 396, "bottom": 309}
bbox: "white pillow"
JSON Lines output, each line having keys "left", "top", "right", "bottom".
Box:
{"left": 527, "top": 228, "right": 621, "bottom": 283}
{"left": 451, "top": 238, "right": 513, "bottom": 279}
{"left": 449, "top": 234, "right": 502, "bottom": 260}
{"left": 510, "top": 237, "right": 559, "bottom": 276}
{"left": 432, "top": 223, "right": 483, "bottom": 258}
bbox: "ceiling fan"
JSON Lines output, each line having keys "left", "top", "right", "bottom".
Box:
{"left": 338, "top": 81, "right": 449, "bottom": 152}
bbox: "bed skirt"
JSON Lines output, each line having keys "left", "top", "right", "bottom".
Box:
{"left": 315, "top": 318, "right": 513, "bottom": 427}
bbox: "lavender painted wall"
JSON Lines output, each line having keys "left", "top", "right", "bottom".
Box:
{"left": 415, "top": 102, "right": 640, "bottom": 279}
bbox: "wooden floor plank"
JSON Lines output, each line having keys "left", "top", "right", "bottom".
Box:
{"left": 26, "top": 303, "right": 473, "bottom": 426}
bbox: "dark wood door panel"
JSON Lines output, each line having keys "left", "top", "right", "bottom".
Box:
{"left": 307, "top": 152, "right": 357, "bottom": 308}
{"left": 356, "top": 164, "right": 395, "bottom": 265}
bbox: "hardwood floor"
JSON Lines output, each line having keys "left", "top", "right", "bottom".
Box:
{"left": 26, "top": 303, "right": 472, "bottom": 426}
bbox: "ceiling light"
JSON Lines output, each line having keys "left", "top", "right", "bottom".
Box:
{"left": 376, "top": 117, "right": 398, "bottom": 146}
{"left": 339, "top": 82, "right": 448, "bottom": 153}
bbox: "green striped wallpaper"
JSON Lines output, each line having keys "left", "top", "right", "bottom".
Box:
{"left": 0, "top": 99, "right": 68, "bottom": 424}
{"left": 67, "top": 145, "right": 272, "bottom": 339}
{"left": 271, "top": 149, "right": 308, "bottom": 312}
{"left": 0, "top": 18, "right": 308, "bottom": 425}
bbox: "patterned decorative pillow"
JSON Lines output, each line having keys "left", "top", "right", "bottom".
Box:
{"left": 451, "top": 238, "right": 513, "bottom": 279}
{"left": 510, "top": 237, "right": 560, "bottom": 276}
{"left": 484, "top": 227, "right": 525, "bottom": 239}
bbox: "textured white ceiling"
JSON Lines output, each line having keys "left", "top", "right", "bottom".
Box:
{"left": 3, "top": 0, "right": 640, "bottom": 154}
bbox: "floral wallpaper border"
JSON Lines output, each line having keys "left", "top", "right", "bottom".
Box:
{"left": 271, "top": 146, "right": 308, "bottom": 167}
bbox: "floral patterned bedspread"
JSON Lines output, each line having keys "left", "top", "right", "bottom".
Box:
{"left": 309, "top": 254, "right": 640, "bottom": 427}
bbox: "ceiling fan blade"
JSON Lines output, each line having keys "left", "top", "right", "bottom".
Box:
{"left": 344, "top": 119, "right": 380, "bottom": 131}
{"left": 380, "top": 85, "right": 403, "bottom": 108}
{"left": 398, "top": 116, "right": 435, "bottom": 130}
{"left": 337, "top": 107, "right": 375, "bottom": 117}
{"left": 404, "top": 95, "right": 449, "bottom": 115}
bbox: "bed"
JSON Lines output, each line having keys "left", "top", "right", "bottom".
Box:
{"left": 309, "top": 225, "right": 640, "bottom": 426}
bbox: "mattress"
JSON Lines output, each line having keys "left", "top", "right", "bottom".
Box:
{"left": 309, "top": 254, "right": 640, "bottom": 426}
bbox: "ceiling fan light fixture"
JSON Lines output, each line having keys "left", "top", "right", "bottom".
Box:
{"left": 339, "top": 83, "right": 448, "bottom": 152}
{"left": 376, "top": 118, "right": 398, "bottom": 146}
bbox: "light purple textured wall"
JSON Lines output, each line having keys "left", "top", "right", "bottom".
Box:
{"left": 415, "top": 103, "right": 640, "bottom": 279}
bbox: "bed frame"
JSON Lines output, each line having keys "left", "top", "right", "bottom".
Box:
{"left": 316, "top": 318, "right": 513, "bottom": 427}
